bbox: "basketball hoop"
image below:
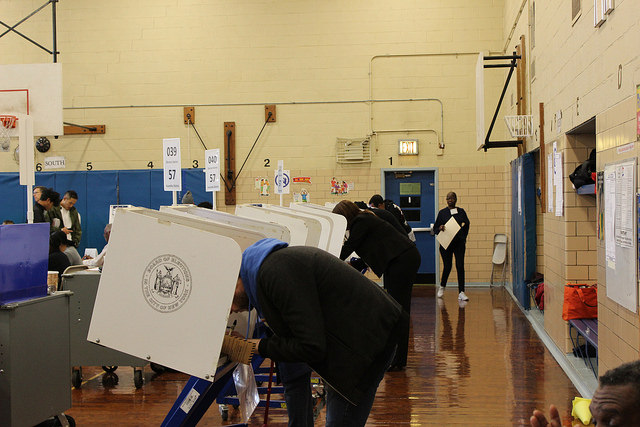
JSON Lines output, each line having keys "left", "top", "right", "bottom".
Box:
{"left": 504, "top": 115, "right": 533, "bottom": 138}
{"left": 0, "top": 115, "right": 17, "bottom": 152}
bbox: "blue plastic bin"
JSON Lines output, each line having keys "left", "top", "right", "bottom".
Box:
{"left": 0, "top": 223, "right": 49, "bottom": 305}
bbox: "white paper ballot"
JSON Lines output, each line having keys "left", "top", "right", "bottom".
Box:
{"left": 84, "top": 248, "right": 98, "bottom": 258}
{"left": 436, "top": 216, "right": 461, "bottom": 250}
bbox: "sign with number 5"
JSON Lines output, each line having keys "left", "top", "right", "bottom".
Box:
{"left": 163, "top": 138, "right": 182, "bottom": 191}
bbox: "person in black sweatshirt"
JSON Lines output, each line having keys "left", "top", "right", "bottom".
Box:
{"left": 332, "top": 200, "right": 420, "bottom": 371}
{"left": 433, "top": 192, "right": 470, "bottom": 301}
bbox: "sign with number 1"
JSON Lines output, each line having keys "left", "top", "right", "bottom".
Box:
{"left": 163, "top": 138, "right": 182, "bottom": 191}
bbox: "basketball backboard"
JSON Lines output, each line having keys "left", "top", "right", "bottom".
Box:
{"left": 0, "top": 63, "right": 63, "bottom": 137}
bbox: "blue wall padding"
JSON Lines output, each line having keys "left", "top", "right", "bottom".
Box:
{"left": 118, "top": 170, "right": 152, "bottom": 207}
{"left": 85, "top": 171, "right": 118, "bottom": 251}
{"left": 150, "top": 169, "right": 174, "bottom": 209}
{"left": 183, "top": 168, "right": 211, "bottom": 206}
{"left": 0, "top": 173, "right": 26, "bottom": 224}
{"left": 0, "top": 168, "right": 209, "bottom": 256}
{"left": 510, "top": 153, "right": 537, "bottom": 309}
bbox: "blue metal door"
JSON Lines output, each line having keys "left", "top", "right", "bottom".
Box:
{"left": 384, "top": 169, "right": 436, "bottom": 284}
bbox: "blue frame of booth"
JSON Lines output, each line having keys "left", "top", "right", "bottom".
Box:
{"left": 0, "top": 169, "right": 210, "bottom": 256}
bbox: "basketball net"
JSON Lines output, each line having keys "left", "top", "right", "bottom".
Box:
{"left": 0, "top": 115, "right": 17, "bottom": 152}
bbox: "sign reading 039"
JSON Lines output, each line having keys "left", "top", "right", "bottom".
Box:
{"left": 163, "top": 138, "right": 182, "bottom": 191}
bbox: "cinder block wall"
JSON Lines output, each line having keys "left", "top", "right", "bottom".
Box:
{"left": 543, "top": 134, "right": 597, "bottom": 353}
{"left": 1, "top": 0, "right": 514, "bottom": 288}
{"left": 436, "top": 165, "right": 510, "bottom": 286}
{"left": 503, "top": 0, "right": 640, "bottom": 372}
{"left": 595, "top": 97, "right": 640, "bottom": 375}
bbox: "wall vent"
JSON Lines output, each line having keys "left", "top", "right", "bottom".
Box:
{"left": 336, "top": 137, "right": 371, "bottom": 164}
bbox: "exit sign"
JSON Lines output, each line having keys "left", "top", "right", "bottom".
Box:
{"left": 398, "top": 139, "right": 418, "bottom": 155}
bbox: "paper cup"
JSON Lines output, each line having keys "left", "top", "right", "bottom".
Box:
{"left": 47, "top": 270, "right": 59, "bottom": 294}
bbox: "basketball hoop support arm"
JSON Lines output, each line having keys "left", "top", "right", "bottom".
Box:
{"left": 483, "top": 53, "right": 522, "bottom": 151}
{"left": 63, "top": 122, "right": 105, "bottom": 134}
{"left": 0, "top": 0, "right": 60, "bottom": 62}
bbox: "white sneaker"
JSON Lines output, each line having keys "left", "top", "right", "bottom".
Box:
{"left": 458, "top": 299, "right": 468, "bottom": 308}
{"left": 437, "top": 286, "right": 445, "bottom": 298}
{"left": 458, "top": 291, "right": 469, "bottom": 301}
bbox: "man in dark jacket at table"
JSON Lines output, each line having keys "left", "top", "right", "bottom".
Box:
{"left": 230, "top": 238, "right": 407, "bottom": 427}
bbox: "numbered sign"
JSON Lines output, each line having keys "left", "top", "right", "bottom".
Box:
{"left": 274, "top": 161, "right": 290, "bottom": 195}
{"left": 205, "top": 148, "right": 220, "bottom": 192}
{"left": 276, "top": 161, "right": 283, "bottom": 194}
{"left": 163, "top": 138, "right": 182, "bottom": 191}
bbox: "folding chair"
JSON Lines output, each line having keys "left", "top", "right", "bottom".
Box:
{"left": 490, "top": 234, "right": 507, "bottom": 286}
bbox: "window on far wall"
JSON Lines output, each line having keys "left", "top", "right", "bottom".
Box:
{"left": 594, "top": 0, "right": 606, "bottom": 27}
{"left": 572, "top": 0, "right": 581, "bottom": 25}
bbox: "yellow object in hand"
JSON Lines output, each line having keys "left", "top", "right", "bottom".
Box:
{"left": 571, "top": 397, "right": 594, "bottom": 426}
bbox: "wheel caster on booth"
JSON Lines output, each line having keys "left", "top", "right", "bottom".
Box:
{"left": 71, "top": 368, "right": 82, "bottom": 389}
{"left": 134, "top": 368, "right": 144, "bottom": 389}
{"left": 102, "top": 371, "right": 119, "bottom": 387}
{"left": 150, "top": 362, "right": 167, "bottom": 374}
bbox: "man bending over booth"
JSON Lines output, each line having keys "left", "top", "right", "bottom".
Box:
{"left": 230, "top": 238, "right": 407, "bottom": 427}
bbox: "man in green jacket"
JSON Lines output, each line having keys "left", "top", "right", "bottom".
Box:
{"left": 50, "top": 190, "right": 82, "bottom": 265}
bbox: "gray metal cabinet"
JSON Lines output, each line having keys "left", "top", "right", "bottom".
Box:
{"left": 0, "top": 293, "right": 72, "bottom": 427}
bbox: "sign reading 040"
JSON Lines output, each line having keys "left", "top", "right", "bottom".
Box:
{"left": 205, "top": 149, "right": 220, "bottom": 192}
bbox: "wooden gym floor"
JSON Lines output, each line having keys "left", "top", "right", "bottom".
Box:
{"left": 65, "top": 286, "right": 579, "bottom": 426}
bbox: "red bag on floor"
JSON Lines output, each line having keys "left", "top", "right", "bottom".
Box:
{"left": 534, "top": 283, "right": 544, "bottom": 310}
{"left": 562, "top": 284, "right": 597, "bottom": 320}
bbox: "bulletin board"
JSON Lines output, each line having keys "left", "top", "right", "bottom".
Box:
{"left": 604, "top": 158, "right": 637, "bottom": 313}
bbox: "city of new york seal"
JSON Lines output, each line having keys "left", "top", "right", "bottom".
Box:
{"left": 142, "top": 254, "right": 192, "bottom": 313}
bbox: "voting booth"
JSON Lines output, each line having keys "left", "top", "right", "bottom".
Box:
{"left": 88, "top": 204, "right": 345, "bottom": 425}
{"left": 87, "top": 207, "right": 243, "bottom": 380}
{"left": 289, "top": 203, "right": 347, "bottom": 257}
{"left": 162, "top": 205, "right": 291, "bottom": 243}
{"left": 235, "top": 204, "right": 345, "bottom": 251}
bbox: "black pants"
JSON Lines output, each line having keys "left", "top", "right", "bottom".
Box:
{"left": 439, "top": 241, "right": 466, "bottom": 292}
{"left": 384, "top": 246, "right": 421, "bottom": 367}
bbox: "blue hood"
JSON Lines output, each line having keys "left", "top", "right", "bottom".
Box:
{"left": 240, "top": 238, "right": 288, "bottom": 317}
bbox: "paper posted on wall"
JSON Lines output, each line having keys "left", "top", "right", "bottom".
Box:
{"left": 436, "top": 216, "right": 461, "bottom": 250}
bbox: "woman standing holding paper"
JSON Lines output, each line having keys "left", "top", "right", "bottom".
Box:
{"left": 434, "top": 192, "right": 470, "bottom": 301}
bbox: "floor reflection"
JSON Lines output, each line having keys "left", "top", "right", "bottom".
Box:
{"left": 66, "top": 286, "right": 581, "bottom": 426}
{"left": 436, "top": 298, "right": 471, "bottom": 407}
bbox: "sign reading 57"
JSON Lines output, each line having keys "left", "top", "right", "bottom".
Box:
{"left": 163, "top": 138, "right": 182, "bottom": 191}
{"left": 205, "top": 148, "right": 220, "bottom": 192}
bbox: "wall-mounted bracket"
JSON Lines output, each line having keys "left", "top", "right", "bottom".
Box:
{"left": 483, "top": 52, "right": 523, "bottom": 152}
{"left": 224, "top": 122, "right": 236, "bottom": 205}
{"left": 63, "top": 123, "right": 105, "bottom": 135}
{"left": 184, "top": 107, "right": 195, "bottom": 125}
{"left": 265, "top": 105, "right": 276, "bottom": 123}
